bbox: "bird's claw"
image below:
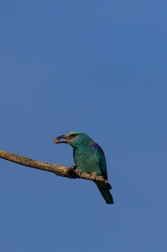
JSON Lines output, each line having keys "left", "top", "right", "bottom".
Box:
{"left": 68, "top": 164, "right": 77, "bottom": 171}
{"left": 67, "top": 164, "right": 78, "bottom": 178}
{"left": 89, "top": 173, "right": 97, "bottom": 181}
{"left": 75, "top": 170, "right": 82, "bottom": 176}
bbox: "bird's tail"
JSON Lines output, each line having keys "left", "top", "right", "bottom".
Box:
{"left": 95, "top": 182, "right": 114, "bottom": 204}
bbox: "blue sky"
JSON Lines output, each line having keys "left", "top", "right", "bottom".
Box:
{"left": 0, "top": 1, "right": 167, "bottom": 251}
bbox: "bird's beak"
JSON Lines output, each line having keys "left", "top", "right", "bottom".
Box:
{"left": 54, "top": 135, "right": 68, "bottom": 144}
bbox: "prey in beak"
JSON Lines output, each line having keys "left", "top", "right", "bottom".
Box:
{"left": 54, "top": 135, "right": 68, "bottom": 144}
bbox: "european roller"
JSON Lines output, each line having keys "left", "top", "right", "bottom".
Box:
{"left": 54, "top": 131, "right": 114, "bottom": 204}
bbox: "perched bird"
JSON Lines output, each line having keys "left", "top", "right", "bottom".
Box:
{"left": 54, "top": 131, "right": 114, "bottom": 204}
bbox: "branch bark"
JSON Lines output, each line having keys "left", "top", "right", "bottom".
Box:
{"left": 0, "top": 149, "right": 109, "bottom": 184}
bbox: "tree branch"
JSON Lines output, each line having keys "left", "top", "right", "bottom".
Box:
{"left": 0, "top": 149, "right": 109, "bottom": 185}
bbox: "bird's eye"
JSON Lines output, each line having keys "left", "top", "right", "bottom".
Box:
{"left": 71, "top": 134, "right": 77, "bottom": 138}
{"left": 68, "top": 134, "right": 78, "bottom": 139}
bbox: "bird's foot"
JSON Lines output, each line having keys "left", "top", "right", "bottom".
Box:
{"left": 75, "top": 170, "right": 82, "bottom": 176}
{"left": 67, "top": 164, "right": 78, "bottom": 178}
{"left": 89, "top": 173, "right": 97, "bottom": 181}
{"left": 68, "top": 164, "right": 77, "bottom": 171}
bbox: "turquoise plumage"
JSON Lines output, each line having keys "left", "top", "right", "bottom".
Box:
{"left": 54, "top": 131, "right": 114, "bottom": 204}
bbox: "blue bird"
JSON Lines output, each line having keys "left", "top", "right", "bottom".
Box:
{"left": 54, "top": 131, "right": 114, "bottom": 204}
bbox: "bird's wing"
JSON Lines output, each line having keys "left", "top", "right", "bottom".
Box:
{"left": 73, "top": 149, "right": 77, "bottom": 164}
{"left": 92, "top": 143, "right": 108, "bottom": 180}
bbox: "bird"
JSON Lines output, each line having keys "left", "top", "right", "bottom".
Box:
{"left": 54, "top": 131, "right": 114, "bottom": 204}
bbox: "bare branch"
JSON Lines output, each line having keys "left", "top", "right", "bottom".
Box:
{"left": 0, "top": 149, "right": 109, "bottom": 184}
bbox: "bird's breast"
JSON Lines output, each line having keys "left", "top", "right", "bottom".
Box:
{"left": 74, "top": 147, "right": 102, "bottom": 175}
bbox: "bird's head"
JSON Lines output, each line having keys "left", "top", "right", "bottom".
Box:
{"left": 54, "top": 131, "right": 93, "bottom": 148}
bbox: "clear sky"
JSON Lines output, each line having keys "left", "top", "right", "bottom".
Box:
{"left": 0, "top": 1, "right": 167, "bottom": 251}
